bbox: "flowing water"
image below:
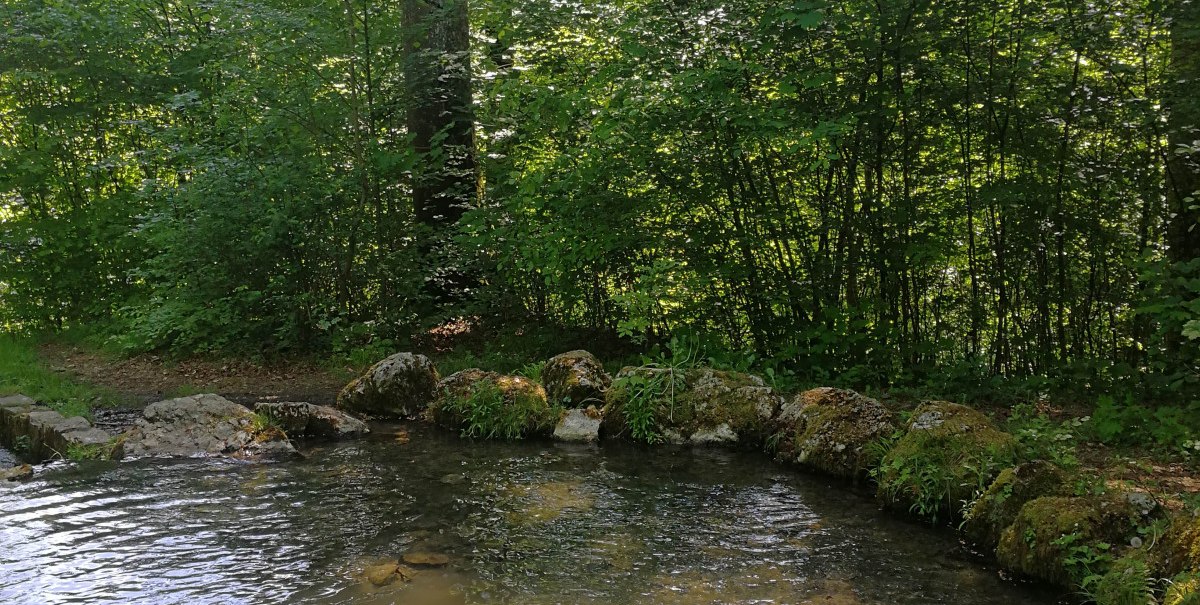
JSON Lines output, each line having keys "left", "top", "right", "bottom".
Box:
{"left": 0, "top": 424, "right": 1063, "bottom": 605}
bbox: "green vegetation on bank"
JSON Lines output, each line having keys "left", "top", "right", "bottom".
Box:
{"left": 0, "top": 336, "right": 118, "bottom": 419}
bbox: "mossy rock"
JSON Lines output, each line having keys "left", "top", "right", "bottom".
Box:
{"left": 772, "top": 387, "right": 895, "bottom": 480}
{"left": 542, "top": 350, "right": 611, "bottom": 408}
{"left": 1165, "top": 571, "right": 1200, "bottom": 605}
{"left": 996, "top": 494, "right": 1154, "bottom": 587}
{"left": 962, "top": 461, "right": 1070, "bottom": 551}
{"left": 875, "top": 401, "right": 1016, "bottom": 520}
{"left": 601, "top": 367, "right": 781, "bottom": 448}
{"left": 337, "top": 352, "right": 439, "bottom": 419}
{"left": 1161, "top": 515, "right": 1200, "bottom": 577}
{"left": 428, "top": 370, "right": 558, "bottom": 440}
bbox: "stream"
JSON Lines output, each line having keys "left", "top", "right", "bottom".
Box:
{"left": 0, "top": 423, "right": 1063, "bottom": 605}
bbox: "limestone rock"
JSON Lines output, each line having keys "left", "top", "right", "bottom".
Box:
{"left": 254, "top": 402, "right": 369, "bottom": 441}
{"left": 553, "top": 407, "right": 602, "bottom": 443}
{"left": 962, "top": 461, "right": 1070, "bottom": 550}
{"left": 773, "top": 387, "right": 895, "bottom": 479}
{"left": 601, "top": 367, "right": 782, "bottom": 448}
{"left": 875, "top": 401, "right": 1016, "bottom": 518}
{"left": 428, "top": 370, "right": 557, "bottom": 439}
{"left": 542, "top": 350, "right": 611, "bottom": 407}
{"left": 0, "top": 394, "right": 114, "bottom": 462}
{"left": 337, "top": 353, "right": 439, "bottom": 419}
{"left": 997, "top": 494, "right": 1158, "bottom": 587}
{"left": 120, "top": 394, "right": 298, "bottom": 460}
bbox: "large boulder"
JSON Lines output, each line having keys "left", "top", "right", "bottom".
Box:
{"left": 254, "top": 402, "right": 369, "bottom": 441}
{"left": 997, "top": 493, "right": 1159, "bottom": 587}
{"left": 875, "top": 401, "right": 1016, "bottom": 520}
{"left": 120, "top": 394, "right": 298, "bottom": 460}
{"left": 772, "top": 387, "right": 895, "bottom": 479}
{"left": 428, "top": 370, "right": 558, "bottom": 440}
{"left": 542, "top": 350, "right": 612, "bottom": 407}
{"left": 601, "top": 367, "right": 781, "bottom": 448}
{"left": 962, "top": 461, "right": 1070, "bottom": 550}
{"left": 337, "top": 353, "right": 439, "bottom": 419}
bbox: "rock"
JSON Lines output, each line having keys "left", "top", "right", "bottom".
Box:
{"left": 0, "top": 394, "right": 115, "bottom": 462}
{"left": 402, "top": 552, "right": 451, "bottom": 567}
{"left": 773, "top": 388, "right": 896, "bottom": 479}
{"left": 962, "top": 461, "right": 1070, "bottom": 550}
{"left": 2, "top": 464, "right": 33, "bottom": 482}
{"left": 689, "top": 422, "right": 738, "bottom": 445}
{"left": 337, "top": 353, "right": 439, "bottom": 419}
{"left": 875, "top": 401, "right": 1016, "bottom": 519}
{"left": 1161, "top": 514, "right": 1200, "bottom": 577}
{"left": 364, "top": 560, "right": 402, "bottom": 586}
{"left": 996, "top": 494, "right": 1158, "bottom": 587}
{"left": 1164, "top": 571, "right": 1199, "bottom": 605}
{"left": 120, "top": 394, "right": 298, "bottom": 460}
{"left": 601, "top": 367, "right": 782, "bottom": 448}
{"left": 553, "top": 407, "right": 602, "bottom": 443}
{"left": 253, "top": 402, "right": 369, "bottom": 441}
{"left": 542, "top": 350, "right": 612, "bottom": 407}
{"left": 427, "top": 370, "right": 557, "bottom": 439}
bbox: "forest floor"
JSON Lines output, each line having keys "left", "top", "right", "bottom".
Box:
{"left": 20, "top": 339, "right": 1200, "bottom": 512}
{"left": 36, "top": 341, "right": 351, "bottom": 408}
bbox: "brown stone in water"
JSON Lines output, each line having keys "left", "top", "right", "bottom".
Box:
{"left": 402, "top": 552, "right": 451, "bottom": 567}
{"left": 2, "top": 464, "right": 33, "bottom": 482}
{"left": 365, "top": 560, "right": 400, "bottom": 586}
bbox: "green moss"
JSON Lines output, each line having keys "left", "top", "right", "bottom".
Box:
{"left": 773, "top": 388, "right": 895, "bottom": 480}
{"left": 1165, "top": 571, "right": 1200, "bottom": 605}
{"left": 875, "top": 401, "right": 1016, "bottom": 522}
{"left": 430, "top": 371, "right": 558, "bottom": 440}
{"left": 1163, "top": 515, "right": 1200, "bottom": 577}
{"left": 996, "top": 495, "right": 1145, "bottom": 587}
{"left": 541, "top": 350, "right": 610, "bottom": 408}
{"left": 963, "top": 461, "right": 1069, "bottom": 550}
{"left": 601, "top": 367, "right": 778, "bottom": 446}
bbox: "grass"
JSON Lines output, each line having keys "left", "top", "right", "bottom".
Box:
{"left": 0, "top": 335, "right": 121, "bottom": 419}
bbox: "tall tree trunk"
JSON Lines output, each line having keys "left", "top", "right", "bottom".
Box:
{"left": 1167, "top": 0, "right": 1200, "bottom": 262}
{"left": 404, "top": 0, "right": 478, "bottom": 304}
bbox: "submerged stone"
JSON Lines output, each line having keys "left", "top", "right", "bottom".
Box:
{"left": 2, "top": 464, "right": 33, "bottom": 482}
{"left": 542, "top": 350, "right": 612, "bottom": 407}
{"left": 773, "top": 387, "right": 895, "bottom": 480}
{"left": 402, "top": 552, "right": 451, "bottom": 567}
{"left": 337, "top": 353, "right": 439, "bottom": 419}
{"left": 120, "top": 394, "right": 298, "bottom": 460}
{"left": 254, "top": 401, "right": 369, "bottom": 441}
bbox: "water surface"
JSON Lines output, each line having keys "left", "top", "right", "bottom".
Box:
{"left": 0, "top": 424, "right": 1063, "bottom": 605}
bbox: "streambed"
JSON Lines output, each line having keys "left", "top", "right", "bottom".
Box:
{"left": 0, "top": 423, "right": 1062, "bottom": 605}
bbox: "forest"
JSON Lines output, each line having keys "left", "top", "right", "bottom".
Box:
{"left": 1, "top": 0, "right": 1198, "bottom": 412}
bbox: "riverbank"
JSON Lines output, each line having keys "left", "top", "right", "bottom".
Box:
{"left": 5, "top": 337, "right": 1199, "bottom": 603}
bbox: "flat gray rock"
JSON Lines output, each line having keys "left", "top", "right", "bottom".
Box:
{"left": 553, "top": 408, "right": 602, "bottom": 443}
{"left": 120, "top": 394, "right": 297, "bottom": 460}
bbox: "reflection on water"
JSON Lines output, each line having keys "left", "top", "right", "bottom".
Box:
{"left": 0, "top": 424, "right": 1062, "bottom": 605}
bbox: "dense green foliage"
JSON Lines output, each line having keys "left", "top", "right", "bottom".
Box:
{"left": 1, "top": 0, "right": 1197, "bottom": 403}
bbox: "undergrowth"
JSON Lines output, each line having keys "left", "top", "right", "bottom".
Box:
{"left": 0, "top": 336, "right": 119, "bottom": 419}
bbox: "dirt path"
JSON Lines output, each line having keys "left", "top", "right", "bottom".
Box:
{"left": 37, "top": 343, "right": 350, "bottom": 408}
